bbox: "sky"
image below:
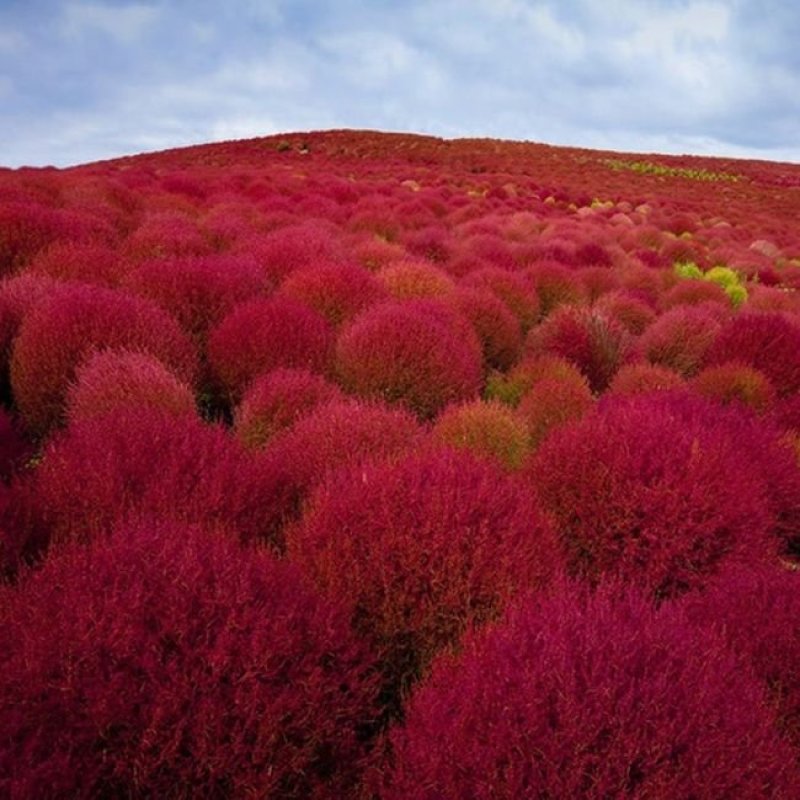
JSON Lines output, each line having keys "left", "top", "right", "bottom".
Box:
{"left": 1, "top": 0, "right": 799, "bottom": 168}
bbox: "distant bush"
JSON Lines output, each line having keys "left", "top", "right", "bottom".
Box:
{"left": 234, "top": 367, "right": 344, "bottom": 449}
{"left": 207, "top": 296, "right": 334, "bottom": 404}
{"left": 461, "top": 267, "right": 539, "bottom": 330}
{"left": 289, "top": 447, "right": 561, "bottom": 706}
{"left": 65, "top": 349, "right": 197, "bottom": 424}
{"left": 279, "top": 261, "right": 387, "bottom": 326}
{"left": 593, "top": 289, "right": 656, "bottom": 334}
{"left": 485, "top": 355, "right": 587, "bottom": 407}
{"left": 432, "top": 399, "right": 530, "bottom": 469}
{"left": 122, "top": 210, "right": 211, "bottom": 261}
{"left": 335, "top": 300, "right": 483, "bottom": 419}
{"left": 525, "top": 306, "right": 631, "bottom": 392}
{"left": 10, "top": 284, "right": 199, "bottom": 436}
{"left": 705, "top": 312, "right": 800, "bottom": 397}
{"left": 636, "top": 306, "right": 721, "bottom": 377}
{"left": 380, "top": 582, "right": 798, "bottom": 799}
{"left": 528, "top": 392, "right": 780, "bottom": 596}
{"left": 448, "top": 286, "right": 523, "bottom": 371}
{"left": 0, "top": 520, "right": 380, "bottom": 798}
{"left": 377, "top": 259, "right": 455, "bottom": 300}
{"left": 606, "top": 362, "right": 685, "bottom": 396}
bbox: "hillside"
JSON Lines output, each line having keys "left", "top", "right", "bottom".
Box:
{"left": 2, "top": 130, "right": 800, "bottom": 797}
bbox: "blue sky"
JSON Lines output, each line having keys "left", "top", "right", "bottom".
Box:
{"left": 1, "top": 0, "right": 799, "bottom": 167}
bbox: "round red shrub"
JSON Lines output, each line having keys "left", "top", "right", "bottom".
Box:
{"left": 380, "top": 582, "right": 798, "bottom": 799}
{"left": 122, "top": 210, "right": 211, "bottom": 261}
{"left": 260, "top": 399, "right": 424, "bottom": 539}
{"left": 525, "top": 306, "right": 632, "bottom": 392}
{"left": 0, "top": 519, "right": 380, "bottom": 798}
{"left": 461, "top": 267, "right": 539, "bottom": 331}
{"left": 524, "top": 260, "right": 587, "bottom": 316}
{"left": 682, "top": 563, "right": 800, "bottom": 749}
{"left": 279, "top": 261, "right": 387, "bottom": 326}
{"left": 704, "top": 312, "right": 800, "bottom": 397}
{"left": 19, "top": 406, "right": 285, "bottom": 561}
{"left": 448, "top": 286, "right": 523, "bottom": 371}
{"left": 289, "top": 447, "right": 561, "bottom": 703}
{"left": 432, "top": 399, "right": 530, "bottom": 469}
{"left": 660, "top": 278, "right": 731, "bottom": 309}
{"left": 636, "top": 306, "right": 721, "bottom": 377}
{"left": 123, "top": 254, "right": 265, "bottom": 346}
{"left": 0, "top": 201, "right": 65, "bottom": 275}
{"left": 606, "top": 362, "right": 685, "bottom": 397}
{"left": 516, "top": 376, "right": 594, "bottom": 450}
{"left": 692, "top": 362, "right": 776, "bottom": 412}
{"left": 376, "top": 259, "right": 455, "bottom": 300}
{"left": 485, "top": 355, "right": 587, "bottom": 407}
{"left": 208, "top": 296, "right": 334, "bottom": 403}
{"left": 335, "top": 300, "right": 482, "bottom": 419}
{"left": 27, "top": 240, "right": 124, "bottom": 286}
{"left": 527, "top": 392, "right": 779, "bottom": 596}
{"left": 593, "top": 289, "right": 656, "bottom": 334}
{"left": 65, "top": 349, "right": 197, "bottom": 423}
{"left": 10, "top": 283, "right": 199, "bottom": 436}
{"left": 234, "top": 367, "right": 344, "bottom": 449}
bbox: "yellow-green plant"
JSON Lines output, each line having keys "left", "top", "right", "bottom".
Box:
{"left": 673, "top": 262, "right": 748, "bottom": 307}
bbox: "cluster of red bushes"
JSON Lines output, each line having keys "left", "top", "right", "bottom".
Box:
{"left": 2, "top": 129, "right": 800, "bottom": 796}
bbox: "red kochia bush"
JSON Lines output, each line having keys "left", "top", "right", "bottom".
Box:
{"left": 528, "top": 393, "right": 779, "bottom": 596}
{"left": 208, "top": 296, "right": 334, "bottom": 403}
{"left": 19, "top": 407, "right": 283, "bottom": 561}
{"left": 516, "top": 376, "right": 594, "bottom": 450}
{"left": 448, "top": 286, "right": 523, "bottom": 371}
{"left": 606, "top": 362, "right": 685, "bottom": 397}
{"left": 682, "top": 563, "right": 800, "bottom": 749}
{"left": 526, "top": 306, "right": 631, "bottom": 392}
{"left": 27, "top": 240, "right": 124, "bottom": 286}
{"left": 0, "top": 520, "right": 380, "bottom": 799}
{"left": 704, "top": 312, "right": 800, "bottom": 397}
{"left": 380, "top": 583, "right": 798, "bottom": 799}
{"left": 692, "top": 362, "right": 776, "bottom": 412}
{"left": 260, "top": 400, "right": 424, "bottom": 542}
{"left": 10, "top": 284, "right": 198, "bottom": 435}
{"left": 461, "top": 267, "right": 539, "bottom": 331}
{"left": 289, "top": 448, "right": 561, "bottom": 701}
{"left": 636, "top": 305, "right": 721, "bottom": 377}
{"left": 234, "top": 367, "right": 344, "bottom": 449}
{"left": 335, "top": 300, "right": 482, "bottom": 419}
{"left": 123, "top": 254, "right": 265, "bottom": 346}
{"left": 278, "top": 261, "right": 387, "bottom": 326}
{"left": 65, "top": 349, "right": 197, "bottom": 423}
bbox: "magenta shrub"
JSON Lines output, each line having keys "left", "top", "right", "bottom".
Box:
{"left": 279, "top": 261, "right": 387, "bottom": 326}
{"left": 461, "top": 267, "right": 539, "bottom": 330}
{"left": 27, "top": 240, "right": 124, "bottom": 286}
{"left": 704, "top": 312, "right": 800, "bottom": 397}
{"left": 692, "top": 362, "right": 776, "bottom": 412}
{"left": 123, "top": 254, "right": 265, "bottom": 346}
{"left": 10, "top": 283, "right": 199, "bottom": 436}
{"left": 606, "top": 362, "right": 685, "bottom": 396}
{"left": 122, "top": 210, "right": 211, "bottom": 260}
{"left": 0, "top": 519, "right": 380, "bottom": 798}
{"left": 682, "top": 563, "right": 800, "bottom": 748}
{"left": 448, "top": 286, "right": 523, "bottom": 371}
{"left": 260, "top": 399, "right": 424, "bottom": 541}
{"left": 636, "top": 306, "right": 721, "bottom": 377}
{"left": 65, "top": 349, "right": 197, "bottom": 423}
{"left": 524, "top": 260, "right": 587, "bottom": 316}
{"left": 527, "top": 392, "right": 780, "bottom": 596}
{"left": 19, "top": 406, "right": 284, "bottom": 560}
{"left": 516, "top": 376, "right": 594, "bottom": 449}
{"left": 234, "top": 367, "right": 344, "bottom": 449}
{"left": 207, "top": 296, "right": 334, "bottom": 403}
{"left": 525, "top": 306, "right": 632, "bottom": 392}
{"left": 289, "top": 447, "right": 561, "bottom": 702}
{"left": 335, "top": 299, "right": 483, "bottom": 419}
{"left": 380, "top": 582, "right": 799, "bottom": 799}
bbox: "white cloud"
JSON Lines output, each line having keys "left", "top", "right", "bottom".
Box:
{"left": 62, "top": 1, "right": 160, "bottom": 44}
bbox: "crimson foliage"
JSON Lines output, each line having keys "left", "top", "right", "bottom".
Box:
{"left": 380, "top": 583, "right": 799, "bottom": 799}
{"left": 335, "top": 299, "right": 483, "bottom": 419}
{"left": 207, "top": 295, "right": 334, "bottom": 403}
{"left": 10, "top": 284, "right": 198, "bottom": 435}
{"left": 528, "top": 392, "right": 780, "bottom": 596}
{"left": 289, "top": 447, "right": 561, "bottom": 703}
{"left": 0, "top": 520, "right": 380, "bottom": 798}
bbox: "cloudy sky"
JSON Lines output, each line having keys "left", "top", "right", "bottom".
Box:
{"left": 1, "top": 0, "right": 798, "bottom": 167}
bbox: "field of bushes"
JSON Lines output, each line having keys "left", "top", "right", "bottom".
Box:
{"left": 2, "top": 129, "right": 800, "bottom": 797}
